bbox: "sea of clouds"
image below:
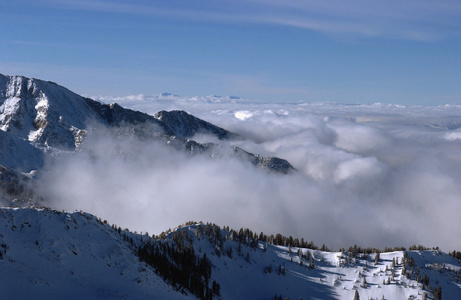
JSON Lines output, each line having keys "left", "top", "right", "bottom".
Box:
{"left": 40, "top": 95, "right": 461, "bottom": 251}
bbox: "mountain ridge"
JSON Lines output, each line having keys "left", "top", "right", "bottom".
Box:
{"left": 0, "top": 73, "right": 294, "bottom": 205}
{"left": 1, "top": 207, "right": 459, "bottom": 300}
{"left": 0, "top": 74, "right": 293, "bottom": 173}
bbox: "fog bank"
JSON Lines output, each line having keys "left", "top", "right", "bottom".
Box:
{"left": 39, "top": 100, "right": 461, "bottom": 251}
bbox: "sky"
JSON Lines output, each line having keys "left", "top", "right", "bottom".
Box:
{"left": 1, "top": 0, "right": 460, "bottom": 105}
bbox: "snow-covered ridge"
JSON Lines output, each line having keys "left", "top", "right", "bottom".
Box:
{"left": 0, "top": 207, "right": 190, "bottom": 299}
{"left": 159, "top": 223, "right": 461, "bottom": 300}
{"left": 1, "top": 208, "right": 460, "bottom": 300}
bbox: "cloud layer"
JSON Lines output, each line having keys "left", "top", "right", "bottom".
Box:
{"left": 38, "top": 99, "right": 461, "bottom": 251}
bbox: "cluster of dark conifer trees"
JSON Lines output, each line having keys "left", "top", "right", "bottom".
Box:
{"left": 0, "top": 242, "right": 7, "bottom": 259}
{"left": 136, "top": 229, "right": 220, "bottom": 300}
{"left": 449, "top": 250, "right": 461, "bottom": 260}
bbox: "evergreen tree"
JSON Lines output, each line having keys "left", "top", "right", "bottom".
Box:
{"left": 227, "top": 246, "right": 233, "bottom": 258}
{"left": 362, "top": 277, "right": 367, "bottom": 288}
{"left": 353, "top": 289, "right": 360, "bottom": 300}
{"left": 374, "top": 251, "right": 380, "bottom": 264}
{"left": 211, "top": 281, "right": 220, "bottom": 297}
{"left": 434, "top": 286, "right": 442, "bottom": 300}
{"left": 309, "top": 255, "right": 315, "bottom": 269}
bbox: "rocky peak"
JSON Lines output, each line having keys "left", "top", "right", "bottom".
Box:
{"left": 82, "top": 98, "right": 162, "bottom": 127}
{"left": 232, "top": 147, "right": 294, "bottom": 174}
{"left": 154, "top": 110, "right": 238, "bottom": 140}
{"left": 0, "top": 74, "right": 99, "bottom": 149}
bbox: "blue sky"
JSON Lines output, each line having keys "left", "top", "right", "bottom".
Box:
{"left": 1, "top": 0, "right": 460, "bottom": 104}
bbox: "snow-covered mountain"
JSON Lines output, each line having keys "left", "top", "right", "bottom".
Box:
{"left": 1, "top": 208, "right": 459, "bottom": 300}
{"left": 0, "top": 74, "right": 291, "bottom": 167}
{"left": 0, "top": 74, "right": 293, "bottom": 201}
{"left": 0, "top": 75, "right": 97, "bottom": 150}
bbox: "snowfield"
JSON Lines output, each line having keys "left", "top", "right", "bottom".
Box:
{"left": 0, "top": 208, "right": 191, "bottom": 300}
{"left": 1, "top": 208, "right": 460, "bottom": 299}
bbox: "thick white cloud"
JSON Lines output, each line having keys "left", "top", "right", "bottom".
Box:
{"left": 38, "top": 99, "right": 461, "bottom": 251}
{"left": 334, "top": 156, "right": 386, "bottom": 183}
{"left": 234, "top": 110, "right": 253, "bottom": 121}
{"left": 444, "top": 130, "right": 461, "bottom": 141}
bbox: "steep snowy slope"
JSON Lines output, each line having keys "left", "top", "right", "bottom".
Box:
{"left": 162, "top": 225, "right": 461, "bottom": 300}
{"left": 0, "top": 129, "right": 44, "bottom": 170}
{"left": 0, "top": 75, "right": 97, "bottom": 149}
{"left": 2, "top": 208, "right": 459, "bottom": 300}
{"left": 0, "top": 208, "right": 192, "bottom": 300}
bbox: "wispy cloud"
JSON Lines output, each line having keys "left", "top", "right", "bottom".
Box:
{"left": 6, "top": 40, "right": 85, "bottom": 49}
{"left": 42, "top": 0, "right": 461, "bottom": 41}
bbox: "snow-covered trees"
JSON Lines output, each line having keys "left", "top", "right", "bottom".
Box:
{"left": 374, "top": 251, "right": 380, "bottom": 264}
{"left": 309, "top": 255, "right": 315, "bottom": 270}
{"left": 361, "top": 277, "right": 367, "bottom": 288}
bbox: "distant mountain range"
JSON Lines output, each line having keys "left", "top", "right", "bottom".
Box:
{"left": 0, "top": 74, "right": 292, "bottom": 203}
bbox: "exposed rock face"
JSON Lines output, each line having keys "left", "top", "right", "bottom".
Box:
{"left": 83, "top": 98, "right": 160, "bottom": 127}
{"left": 255, "top": 156, "right": 293, "bottom": 174}
{"left": 83, "top": 98, "right": 240, "bottom": 141}
{"left": 232, "top": 147, "right": 294, "bottom": 174}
